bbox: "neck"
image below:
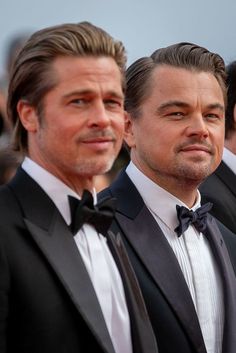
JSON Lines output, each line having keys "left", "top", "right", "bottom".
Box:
{"left": 30, "top": 158, "right": 95, "bottom": 197}
{"left": 67, "top": 180, "right": 95, "bottom": 197}
{"left": 131, "top": 158, "right": 199, "bottom": 208}
{"left": 159, "top": 178, "right": 199, "bottom": 208}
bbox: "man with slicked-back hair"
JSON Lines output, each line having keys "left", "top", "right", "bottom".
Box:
{"left": 100, "top": 42, "right": 236, "bottom": 353}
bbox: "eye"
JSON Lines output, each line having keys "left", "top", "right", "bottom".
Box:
{"left": 104, "top": 99, "right": 122, "bottom": 109}
{"left": 205, "top": 113, "right": 221, "bottom": 120}
{"left": 105, "top": 99, "right": 120, "bottom": 106}
{"left": 70, "top": 98, "right": 87, "bottom": 106}
{"left": 171, "top": 112, "right": 184, "bottom": 116}
{"left": 166, "top": 111, "right": 185, "bottom": 119}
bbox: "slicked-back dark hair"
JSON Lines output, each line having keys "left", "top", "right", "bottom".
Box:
{"left": 125, "top": 42, "right": 226, "bottom": 118}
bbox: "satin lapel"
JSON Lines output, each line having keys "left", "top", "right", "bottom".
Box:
{"left": 215, "top": 161, "right": 236, "bottom": 197}
{"left": 9, "top": 168, "right": 115, "bottom": 353}
{"left": 108, "top": 170, "right": 206, "bottom": 352}
{"left": 106, "top": 230, "right": 158, "bottom": 353}
{"left": 205, "top": 216, "right": 236, "bottom": 353}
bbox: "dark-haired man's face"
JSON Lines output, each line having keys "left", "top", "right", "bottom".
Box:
{"left": 18, "top": 56, "right": 125, "bottom": 190}
{"left": 125, "top": 65, "right": 225, "bottom": 203}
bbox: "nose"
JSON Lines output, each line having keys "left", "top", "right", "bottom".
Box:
{"left": 185, "top": 115, "right": 209, "bottom": 139}
{"left": 88, "top": 101, "right": 110, "bottom": 128}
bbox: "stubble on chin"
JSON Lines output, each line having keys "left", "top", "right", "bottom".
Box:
{"left": 173, "top": 141, "right": 217, "bottom": 184}
{"left": 173, "top": 158, "right": 215, "bottom": 187}
{"left": 74, "top": 156, "right": 115, "bottom": 177}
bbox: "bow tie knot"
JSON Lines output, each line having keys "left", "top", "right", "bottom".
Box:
{"left": 68, "top": 190, "right": 116, "bottom": 235}
{"left": 174, "top": 202, "right": 213, "bottom": 237}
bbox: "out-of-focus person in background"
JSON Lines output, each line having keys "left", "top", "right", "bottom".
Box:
{"left": 0, "top": 89, "right": 9, "bottom": 147}
{"left": 200, "top": 60, "right": 236, "bottom": 233}
{"left": 0, "top": 33, "right": 29, "bottom": 147}
{"left": 0, "top": 33, "right": 29, "bottom": 181}
{"left": 0, "top": 148, "right": 20, "bottom": 184}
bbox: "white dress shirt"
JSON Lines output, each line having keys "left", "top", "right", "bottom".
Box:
{"left": 22, "top": 157, "right": 133, "bottom": 353}
{"left": 222, "top": 147, "right": 236, "bottom": 175}
{"left": 126, "top": 161, "right": 224, "bottom": 353}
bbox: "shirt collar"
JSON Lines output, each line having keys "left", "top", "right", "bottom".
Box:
{"left": 126, "top": 161, "right": 201, "bottom": 232}
{"left": 22, "top": 157, "right": 97, "bottom": 225}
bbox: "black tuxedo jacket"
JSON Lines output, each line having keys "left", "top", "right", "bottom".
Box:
{"left": 0, "top": 167, "right": 158, "bottom": 353}
{"left": 99, "top": 169, "right": 236, "bottom": 353}
{"left": 200, "top": 161, "right": 236, "bottom": 234}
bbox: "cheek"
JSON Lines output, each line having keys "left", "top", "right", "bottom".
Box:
{"left": 42, "top": 126, "right": 74, "bottom": 152}
{"left": 217, "top": 139, "right": 224, "bottom": 160}
{"left": 149, "top": 127, "right": 171, "bottom": 151}
{"left": 112, "top": 120, "right": 125, "bottom": 146}
{"left": 56, "top": 123, "right": 79, "bottom": 139}
{"left": 114, "top": 115, "right": 125, "bottom": 132}
{"left": 214, "top": 127, "right": 225, "bottom": 152}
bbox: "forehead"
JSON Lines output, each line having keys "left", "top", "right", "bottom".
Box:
{"left": 50, "top": 55, "right": 123, "bottom": 92}
{"left": 147, "top": 65, "right": 225, "bottom": 105}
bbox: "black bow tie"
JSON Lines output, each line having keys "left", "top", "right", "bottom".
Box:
{"left": 174, "top": 202, "right": 213, "bottom": 237}
{"left": 68, "top": 190, "right": 116, "bottom": 235}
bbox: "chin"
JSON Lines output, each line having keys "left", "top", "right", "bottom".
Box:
{"left": 75, "top": 159, "right": 114, "bottom": 177}
{"left": 176, "top": 163, "right": 213, "bottom": 181}
{"left": 95, "top": 156, "right": 116, "bottom": 173}
{"left": 95, "top": 162, "right": 114, "bottom": 175}
{"left": 188, "top": 171, "right": 211, "bottom": 183}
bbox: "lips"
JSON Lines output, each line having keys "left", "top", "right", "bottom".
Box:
{"left": 181, "top": 145, "right": 211, "bottom": 153}
{"left": 82, "top": 137, "right": 114, "bottom": 144}
{"left": 80, "top": 136, "right": 115, "bottom": 152}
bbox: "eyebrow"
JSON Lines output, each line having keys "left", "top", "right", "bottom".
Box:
{"left": 63, "top": 89, "right": 124, "bottom": 100}
{"left": 205, "top": 103, "right": 225, "bottom": 112}
{"left": 157, "top": 101, "right": 189, "bottom": 114}
{"left": 157, "top": 100, "right": 225, "bottom": 114}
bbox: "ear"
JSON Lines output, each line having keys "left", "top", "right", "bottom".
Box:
{"left": 124, "top": 112, "right": 136, "bottom": 148}
{"left": 16, "top": 100, "right": 39, "bottom": 132}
